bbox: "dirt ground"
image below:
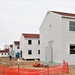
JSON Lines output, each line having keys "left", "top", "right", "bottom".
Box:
{"left": 0, "top": 57, "right": 75, "bottom": 75}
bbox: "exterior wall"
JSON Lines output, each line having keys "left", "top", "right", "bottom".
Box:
{"left": 62, "top": 18, "right": 75, "bottom": 65}
{"left": 20, "top": 35, "right": 40, "bottom": 60}
{"left": 9, "top": 46, "right": 13, "bottom": 57}
{"left": 24, "top": 38, "right": 40, "bottom": 59}
{"left": 40, "top": 12, "right": 63, "bottom": 63}
{"left": 20, "top": 35, "right": 25, "bottom": 58}
{"left": 0, "top": 52, "right": 9, "bottom": 57}
{"left": 40, "top": 13, "right": 51, "bottom": 61}
{"left": 13, "top": 43, "right": 20, "bottom": 58}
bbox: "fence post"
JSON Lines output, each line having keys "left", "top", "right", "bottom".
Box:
{"left": 17, "top": 58, "right": 20, "bottom": 75}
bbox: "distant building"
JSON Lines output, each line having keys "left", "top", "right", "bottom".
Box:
{"left": 40, "top": 11, "right": 75, "bottom": 65}
{"left": 13, "top": 41, "right": 20, "bottom": 58}
{"left": 0, "top": 48, "right": 9, "bottom": 57}
{"left": 20, "top": 33, "right": 40, "bottom": 60}
{"left": 9, "top": 45, "right": 13, "bottom": 57}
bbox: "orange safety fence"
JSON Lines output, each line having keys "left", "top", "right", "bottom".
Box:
{"left": 0, "top": 60, "right": 69, "bottom": 75}
{"left": 7, "top": 68, "right": 40, "bottom": 75}
{"left": 40, "top": 60, "right": 69, "bottom": 75}
{"left": 0, "top": 65, "right": 8, "bottom": 75}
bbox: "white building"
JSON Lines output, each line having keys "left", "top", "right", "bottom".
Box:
{"left": 0, "top": 48, "right": 9, "bottom": 57}
{"left": 9, "top": 45, "right": 13, "bottom": 57}
{"left": 20, "top": 33, "right": 40, "bottom": 60}
{"left": 40, "top": 11, "right": 75, "bottom": 65}
{"left": 13, "top": 41, "right": 20, "bottom": 58}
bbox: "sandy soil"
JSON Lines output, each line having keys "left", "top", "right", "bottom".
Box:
{"left": 0, "top": 57, "right": 75, "bottom": 75}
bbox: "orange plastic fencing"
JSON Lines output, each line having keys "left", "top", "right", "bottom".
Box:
{"left": 40, "top": 60, "right": 69, "bottom": 75}
{"left": 0, "top": 61, "right": 69, "bottom": 75}
{"left": 63, "top": 60, "right": 69, "bottom": 73}
{"left": 7, "top": 68, "right": 40, "bottom": 75}
{"left": 0, "top": 65, "right": 8, "bottom": 75}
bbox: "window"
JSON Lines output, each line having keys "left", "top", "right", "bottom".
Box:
{"left": 8, "top": 53, "right": 9, "bottom": 55}
{"left": 28, "top": 40, "right": 32, "bottom": 45}
{"left": 20, "top": 51, "right": 22, "bottom": 57}
{"left": 38, "top": 50, "right": 40, "bottom": 54}
{"left": 1, "top": 53, "right": 3, "bottom": 55}
{"left": 70, "top": 44, "right": 75, "bottom": 54}
{"left": 28, "top": 50, "right": 32, "bottom": 55}
{"left": 17, "top": 46, "right": 19, "bottom": 49}
{"left": 5, "top": 53, "right": 6, "bottom": 55}
{"left": 38, "top": 40, "right": 40, "bottom": 45}
{"left": 69, "top": 21, "right": 75, "bottom": 31}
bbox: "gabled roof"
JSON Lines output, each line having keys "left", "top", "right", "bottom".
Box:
{"left": 14, "top": 41, "right": 20, "bottom": 45}
{"left": 0, "top": 48, "right": 9, "bottom": 53}
{"left": 22, "top": 33, "right": 40, "bottom": 38}
{"left": 10, "top": 45, "right": 13, "bottom": 48}
{"left": 51, "top": 11, "right": 75, "bottom": 17}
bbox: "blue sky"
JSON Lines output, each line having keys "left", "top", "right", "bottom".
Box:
{"left": 0, "top": 0, "right": 75, "bottom": 49}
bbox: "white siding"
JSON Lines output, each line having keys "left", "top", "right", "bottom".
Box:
{"left": 40, "top": 11, "right": 75, "bottom": 65}
{"left": 62, "top": 18, "right": 75, "bottom": 65}
{"left": 24, "top": 38, "right": 40, "bottom": 59}
{"left": 0, "top": 52, "right": 9, "bottom": 57}
{"left": 20, "top": 35, "right": 40, "bottom": 60}
{"left": 13, "top": 43, "right": 20, "bottom": 58}
{"left": 9, "top": 46, "right": 13, "bottom": 57}
{"left": 20, "top": 35, "right": 25, "bottom": 58}
{"left": 40, "top": 12, "right": 63, "bottom": 63}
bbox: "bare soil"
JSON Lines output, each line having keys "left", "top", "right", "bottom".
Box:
{"left": 0, "top": 57, "right": 75, "bottom": 75}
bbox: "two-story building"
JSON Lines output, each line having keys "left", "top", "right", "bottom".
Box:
{"left": 9, "top": 45, "right": 13, "bottom": 57}
{"left": 13, "top": 41, "right": 20, "bottom": 58}
{"left": 20, "top": 33, "right": 40, "bottom": 60}
{"left": 40, "top": 11, "right": 75, "bottom": 65}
